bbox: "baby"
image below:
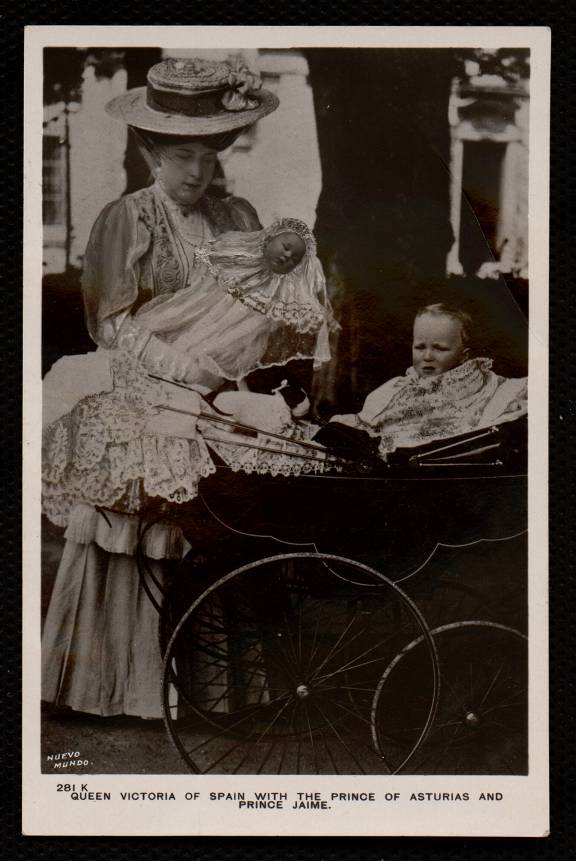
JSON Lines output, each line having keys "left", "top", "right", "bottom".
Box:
{"left": 44, "top": 217, "right": 336, "bottom": 421}
{"left": 329, "top": 303, "right": 527, "bottom": 456}
{"left": 120, "top": 216, "right": 335, "bottom": 390}
{"left": 42, "top": 218, "right": 337, "bottom": 524}
{"left": 262, "top": 229, "right": 306, "bottom": 274}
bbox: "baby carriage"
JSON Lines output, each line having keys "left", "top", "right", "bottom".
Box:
{"left": 129, "top": 411, "right": 528, "bottom": 776}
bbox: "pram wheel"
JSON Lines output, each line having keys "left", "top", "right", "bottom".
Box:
{"left": 371, "top": 621, "right": 528, "bottom": 774}
{"left": 162, "top": 553, "right": 440, "bottom": 775}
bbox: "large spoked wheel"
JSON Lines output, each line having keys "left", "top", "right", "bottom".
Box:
{"left": 371, "top": 621, "right": 528, "bottom": 774}
{"left": 162, "top": 553, "right": 440, "bottom": 775}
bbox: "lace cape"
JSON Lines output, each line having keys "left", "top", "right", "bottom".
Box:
{"left": 42, "top": 354, "right": 216, "bottom": 527}
{"left": 42, "top": 353, "right": 329, "bottom": 528}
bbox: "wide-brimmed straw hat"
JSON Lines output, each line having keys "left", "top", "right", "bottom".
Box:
{"left": 105, "top": 56, "right": 279, "bottom": 136}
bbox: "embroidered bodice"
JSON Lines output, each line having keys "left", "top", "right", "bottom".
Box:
{"left": 82, "top": 183, "right": 261, "bottom": 349}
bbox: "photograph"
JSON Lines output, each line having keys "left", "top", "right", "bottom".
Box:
{"left": 23, "top": 26, "right": 549, "bottom": 837}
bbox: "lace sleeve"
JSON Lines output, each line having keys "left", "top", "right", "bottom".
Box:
{"left": 82, "top": 196, "right": 151, "bottom": 348}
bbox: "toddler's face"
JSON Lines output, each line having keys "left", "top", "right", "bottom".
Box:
{"left": 264, "top": 232, "right": 306, "bottom": 274}
{"left": 412, "top": 313, "right": 469, "bottom": 378}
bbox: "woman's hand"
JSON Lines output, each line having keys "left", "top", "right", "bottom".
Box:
{"left": 161, "top": 353, "right": 200, "bottom": 385}
{"left": 136, "top": 331, "right": 201, "bottom": 386}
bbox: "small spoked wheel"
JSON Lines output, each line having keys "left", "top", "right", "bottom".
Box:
{"left": 162, "top": 553, "right": 439, "bottom": 775}
{"left": 371, "top": 621, "right": 528, "bottom": 774}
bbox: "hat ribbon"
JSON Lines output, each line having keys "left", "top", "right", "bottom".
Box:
{"left": 147, "top": 66, "right": 263, "bottom": 117}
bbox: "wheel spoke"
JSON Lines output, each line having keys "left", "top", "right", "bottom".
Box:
{"left": 202, "top": 733, "right": 256, "bottom": 774}
{"left": 483, "top": 690, "right": 526, "bottom": 714}
{"left": 280, "top": 608, "right": 304, "bottom": 672}
{"left": 322, "top": 733, "right": 340, "bottom": 775}
{"left": 312, "top": 619, "right": 415, "bottom": 685}
{"left": 314, "top": 650, "right": 399, "bottom": 684}
{"left": 303, "top": 705, "right": 320, "bottom": 775}
{"left": 297, "top": 596, "right": 304, "bottom": 669}
{"left": 371, "top": 623, "right": 526, "bottom": 775}
{"left": 165, "top": 553, "right": 440, "bottom": 775}
{"left": 255, "top": 697, "right": 295, "bottom": 744}
{"left": 302, "top": 613, "right": 322, "bottom": 680}
{"left": 440, "top": 674, "right": 468, "bottom": 714}
{"left": 317, "top": 683, "right": 383, "bottom": 694}
{"left": 257, "top": 742, "right": 277, "bottom": 775}
{"left": 183, "top": 690, "right": 292, "bottom": 757}
{"left": 478, "top": 661, "right": 508, "bottom": 710}
{"left": 311, "top": 700, "right": 367, "bottom": 774}
{"left": 331, "top": 697, "right": 373, "bottom": 728}
{"left": 308, "top": 613, "right": 358, "bottom": 679}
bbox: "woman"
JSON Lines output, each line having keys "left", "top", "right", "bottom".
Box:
{"left": 42, "top": 56, "right": 306, "bottom": 719}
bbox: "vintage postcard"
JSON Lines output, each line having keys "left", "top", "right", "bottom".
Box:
{"left": 23, "top": 25, "right": 550, "bottom": 837}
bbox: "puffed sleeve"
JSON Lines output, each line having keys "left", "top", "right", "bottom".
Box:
{"left": 81, "top": 196, "right": 151, "bottom": 348}
{"left": 225, "top": 196, "right": 262, "bottom": 232}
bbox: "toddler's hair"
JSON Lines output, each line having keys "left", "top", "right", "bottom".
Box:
{"left": 415, "top": 303, "right": 473, "bottom": 349}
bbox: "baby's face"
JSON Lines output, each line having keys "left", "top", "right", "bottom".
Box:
{"left": 412, "top": 313, "right": 468, "bottom": 378}
{"left": 264, "top": 232, "right": 306, "bottom": 274}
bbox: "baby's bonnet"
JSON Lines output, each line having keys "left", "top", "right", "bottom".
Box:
{"left": 195, "top": 218, "right": 339, "bottom": 336}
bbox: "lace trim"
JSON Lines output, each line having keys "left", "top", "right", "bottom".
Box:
{"left": 227, "top": 287, "right": 327, "bottom": 332}
{"left": 204, "top": 424, "right": 330, "bottom": 478}
{"left": 194, "top": 239, "right": 339, "bottom": 336}
{"left": 42, "top": 372, "right": 216, "bottom": 528}
{"left": 404, "top": 357, "right": 494, "bottom": 394}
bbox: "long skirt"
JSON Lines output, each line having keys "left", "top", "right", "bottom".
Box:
{"left": 41, "top": 504, "right": 190, "bottom": 719}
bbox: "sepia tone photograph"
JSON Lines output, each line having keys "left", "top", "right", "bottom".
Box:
{"left": 36, "top": 41, "right": 533, "bottom": 784}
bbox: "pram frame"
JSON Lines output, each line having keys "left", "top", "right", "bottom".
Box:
{"left": 126, "top": 409, "right": 528, "bottom": 776}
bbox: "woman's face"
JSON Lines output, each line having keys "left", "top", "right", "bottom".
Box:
{"left": 155, "top": 140, "right": 218, "bottom": 207}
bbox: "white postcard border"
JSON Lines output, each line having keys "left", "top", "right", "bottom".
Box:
{"left": 23, "top": 24, "right": 550, "bottom": 837}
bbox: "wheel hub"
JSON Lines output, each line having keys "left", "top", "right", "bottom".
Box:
{"left": 296, "top": 684, "right": 310, "bottom": 699}
{"left": 464, "top": 710, "right": 481, "bottom": 728}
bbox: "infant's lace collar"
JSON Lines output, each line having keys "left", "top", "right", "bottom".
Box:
{"left": 405, "top": 357, "right": 493, "bottom": 390}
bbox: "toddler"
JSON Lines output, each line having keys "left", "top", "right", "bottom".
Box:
{"left": 329, "top": 303, "right": 527, "bottom": 456}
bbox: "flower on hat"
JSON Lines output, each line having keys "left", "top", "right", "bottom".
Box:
{"left": 222, "top": 61, "right": 263, "bottom": 112}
